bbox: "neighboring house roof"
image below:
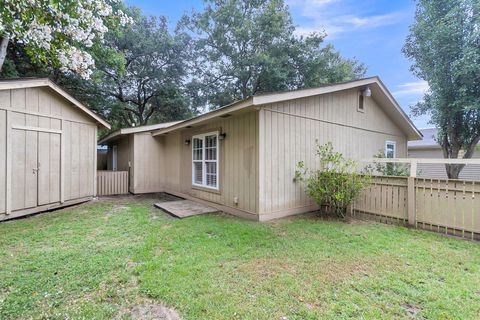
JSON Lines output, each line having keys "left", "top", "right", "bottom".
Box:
{"left": 0, "top": 78, "right": 110, "bottom": 129}
{"left": 408, "top": 128, "right": 440, "bottom": 149}
{"left": 98, "top": 121, "right": 183, "bottom": 144}
{"left": 150, "top": 76, "right": 422, "bottom": 140}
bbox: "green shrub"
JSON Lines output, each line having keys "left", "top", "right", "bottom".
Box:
{"left": 371, "top": 150, "right": 410, "bottom": 176}
{"left": 295, "top": 142, "right": 371, "bottom": 218}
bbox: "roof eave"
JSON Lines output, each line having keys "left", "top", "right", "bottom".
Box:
{"left": 97, "top": 130, "right": 123, "bottom": 145}
{"left": 150, "top": 77, "right": 422, "bottom": 141}
{"left": 97, "top": 121, "right": 186, "bottom": 144}
{"left": 151, "top": 97, "right": 254, "bottom": 136}
{"left": 46, "top": 80, "right": 111, "bottom": 129}
{"left": 373, "top": 77, "right": 423, "bottom": 141}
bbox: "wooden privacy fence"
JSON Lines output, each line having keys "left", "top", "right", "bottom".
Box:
{"left": 352, "top": 158, "right": 480, "bottom": 240}
{"left": 96, "top": 171, "right": 129, "bottom": 196}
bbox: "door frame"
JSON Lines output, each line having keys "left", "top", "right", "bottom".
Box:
{"left": 5, "top": 118, "right": 64, "bottom": 214}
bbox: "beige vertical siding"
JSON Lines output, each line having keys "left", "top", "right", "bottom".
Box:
{"left": 408, "top": 148, "right": 480, "bottom": 181}
{"left": 94, "top": 88, "right": 414, "bottom": 221}
{"left": 161, "top": 131, "right": 182, "bottom": 192}
{"left": 0, "top": 109, "right": 5, "bottom": 213}
{"left": 160, "top": 111, "right": 258, "bottom": 216}
{"left": 132, "top": 133, "right": 164, "bottom": 193}
{"left": 258, "top": 88, "right": 408, "bottom": 220}
{"left": 0, "top": 87, "right": 97, "bottom": 219}
{"left": 106, "top": 136, "right": 131, "bottom": 171}
{"left": 104, "top": 133, "right": 164, "bottom": 194}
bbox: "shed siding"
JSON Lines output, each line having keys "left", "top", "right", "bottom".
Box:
{"left": 0, "top": 87, "right": 98, "bottom": 218}
{"left": 258, "top": 88, "right": 408, "bottom": 219}
{"left": 408, "top": 148, "right": 480, "bottom": 181}
{"left": 161, "top": 111, "right": 258, "bottom": 216}
{"left": 0, "top": 110, "right": 5, "bottom": 213}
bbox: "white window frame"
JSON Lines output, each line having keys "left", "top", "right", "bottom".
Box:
{"left": 385, "top": 141, "right": 396, "bottom": 158}
{"left": 192, "top": 131, "right": 219, "bottom": 190}
{"left": 357, "top": 91, "right": 365, "bottom": 113}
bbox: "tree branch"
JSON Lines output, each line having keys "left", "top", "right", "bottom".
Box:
{"left": 0, "top": 37, "right": 10, "bottom": 72}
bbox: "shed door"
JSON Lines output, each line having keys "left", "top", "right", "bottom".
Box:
{"left": 37, "top": 131, "right": 61, "bottom": 205}
{"left": 11, "top": 128, "right": 61, "bottom": 211}
{"left": 11, "top": 128, "right": 38, "bottom": 211}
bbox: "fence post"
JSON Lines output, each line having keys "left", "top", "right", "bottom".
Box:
{"left": 407, "top": 160, "right": 417, "bottom": 227}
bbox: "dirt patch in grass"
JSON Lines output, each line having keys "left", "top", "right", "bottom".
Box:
{"left": 346, "top": 218, "right": 378, "bottom": 225}
{"left": 237, "top": 256, "right": 376, "bottom": 284}
{"left": 104, "top": 205, "right": 129, "bottom": 218}
{"left": 402, "top": 303, "right": 421, "bottom": 317}
{"left": 235, "top": 258, "right": 298, "bottom": 279}
{"left": 130, "top": 303, "right": 180, "bottom": 320}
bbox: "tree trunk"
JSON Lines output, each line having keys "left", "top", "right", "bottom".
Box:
{"left": 0, "top": 37, "right": 9, "bottom": 73}
{"left": 442, "top": 135, "right": 480, "bottom": 179}
{"left": 445, "top": 164, "right": 465, "bottom": 179}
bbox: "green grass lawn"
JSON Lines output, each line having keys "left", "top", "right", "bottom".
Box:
{"left": 0, "top": 195, "right": 479, "bottom": 319}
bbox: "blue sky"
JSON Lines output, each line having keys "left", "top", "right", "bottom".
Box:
{"left": 127, "top": 0, "right": 431, "bottom": 128}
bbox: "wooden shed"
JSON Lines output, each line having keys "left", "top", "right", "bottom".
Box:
{"left": 0, "top": 78, "right": 110, "bottom": 221}
{"left": 100, "top": 76, "right": 422, "bottom": 221}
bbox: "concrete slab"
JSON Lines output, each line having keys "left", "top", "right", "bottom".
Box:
{"left": 154, "top": 200, "right": 219, "bottom": 218}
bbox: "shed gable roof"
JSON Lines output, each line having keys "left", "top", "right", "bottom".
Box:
{"left": 0, "top": 78, "right": 110, "bottom": 129}
{"left": 151, "top": 76, "right": 422, "bottom": 140}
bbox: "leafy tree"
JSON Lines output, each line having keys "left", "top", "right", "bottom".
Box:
{"left": 0, "top": 0, "right": 132, "bottom": 79}
{"left": 1, "top": 7, "right": 194, "bottom": 131}
{"left": 403, "top": 0, "right": 480, "bottom": 179}
{"left": 180, "top": 0, "right": 366, "bottom": 109}
{"left": 371, "top": 150, "right": 410, "bottom": 177}
{"left": 87, "top": 11, "right": 194, "bottom": 127}
{"left": 295, "top": 142, "right": 371, "bottom": 218}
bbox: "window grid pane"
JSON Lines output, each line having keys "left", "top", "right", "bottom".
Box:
{"left": 193, "top": 161, "right": 203, "bottom": 184}
{"left": 206, "top": 161, "right": 217, "bottom": 187}
{"left": 386, "top": 143, "right": 395, "bottom": 158}
{"left": 192, "top": 133, "right": 218, "bottom": 189}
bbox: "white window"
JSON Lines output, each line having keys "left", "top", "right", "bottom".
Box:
{"left": 357, "top": 92, "right": 365, "bottom": 112}
{"left": 385, "top": 141, "right": 396, "bottom": 158}
{"left": 192, "top": 132, "right": 219, "bottom": 190}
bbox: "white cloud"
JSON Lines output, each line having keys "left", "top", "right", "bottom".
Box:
{"left": 392, "top": 81, "right": 430, "bottom": 97}
{"left": 287, "top": 0, "right": 407, "bottom": 38}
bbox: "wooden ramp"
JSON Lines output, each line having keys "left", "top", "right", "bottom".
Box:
{"left": 154, "top": 200, "right": 219, "bottom": 218}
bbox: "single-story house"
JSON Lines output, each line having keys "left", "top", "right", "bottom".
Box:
{"left": 99, "top": 76, "right": 422, "bottom": 221}
{"left": 0, "top": 78, "right": 110, "bottom": 221}
{"left": 408, "top": 128, "right": 480, "bottom": 180}
{"left": 98, "top": 121, "right": 182, "bottom": 193}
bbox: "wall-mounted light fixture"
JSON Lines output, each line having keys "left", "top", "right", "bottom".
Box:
{"left": 185, "top": 139, "right": 191, "bottom": 145}
{"left": 219, "top": 133, "right": 227, "bottom": 140}
{"left": 362, "top": 86, "right": 372, "bottom": 97}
